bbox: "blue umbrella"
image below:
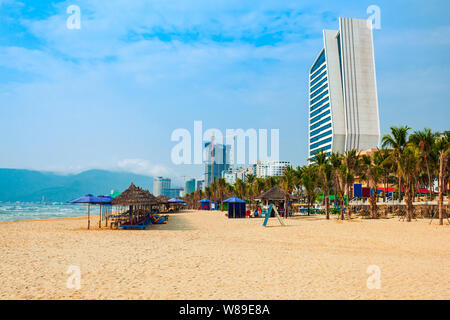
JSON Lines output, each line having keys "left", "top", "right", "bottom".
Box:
{"left": 168, "top": 198, "right": 185, "bottom": 203}
{"left": 68, "top": 194, "right": 103, "bottom": 229}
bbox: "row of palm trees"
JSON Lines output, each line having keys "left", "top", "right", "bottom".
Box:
{"left": 184, "top": 126, "right": 449, "bottom": 225}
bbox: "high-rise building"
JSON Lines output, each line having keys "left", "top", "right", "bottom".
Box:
{"left": 308, "top": 17, "right": 380, "bottom": 159}
{"left": 164, "top": 188, "right": 184, "bottom": 198}
{"left": 255, "top": 160, "right": 291, "bottom": 178}
{"left": 185, "top": 179, "right": 196, "bottom": 195}
{"left": 196, "top": 179, "right": 205, "bottom": 191}
{"left": 222, "top": 164, "right": 257, "bottom": 185}
{"left": 204, "top": 142, "right": 231, "bottom": 186}
{"left": 153, "top": 177, "right": 171, "bottom": 196}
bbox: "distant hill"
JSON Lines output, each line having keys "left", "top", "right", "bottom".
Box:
{"left": 0, "top": 169, "right": 153, "bottom": 203}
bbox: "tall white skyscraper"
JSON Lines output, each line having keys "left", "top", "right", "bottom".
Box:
{"left": 308, "top": 17, "right": 380, "bottom": 159}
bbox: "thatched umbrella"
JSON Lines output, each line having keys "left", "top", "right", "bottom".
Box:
{"left": 111, "top": 183, "right": 157, "bottom": 223}
{"left": 111, "top": 183, "right": 156, "bottom": 206}
{"left": 258, "top": 186, "right": 290, "bottom": 201}
{"left": 156, "top": 194, "right": 170, "bottom": 204}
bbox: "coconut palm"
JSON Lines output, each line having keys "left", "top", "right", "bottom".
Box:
{"left": 234, "top": 178, "right": 247, "bottom": 199}
{"left": 374, "top": 148, "right": 393, "bottom": 203}
{"left": 435, "top": 132, "right": 450, "bottom": 225}
{"left": 293, "top": 166, "right": 305, "bottom": 199}
{"left": 280, "top": 166, "right": 296, "bottom": 218}
{"left": 397, "top": 145, "right": 420, "bottom": 222}
{"left": 361, "top": 154, "right": 384, "bottom": 219}
{"left": 210, "top": 178, "right": 218, "bottom": 203}
{"left": 309, "top": 150, "right": 332, "bottom": 219}
{"left": 342, "top": 150, "right": 359, "bottom": 218}
{"left": 329, "top": 152, "right": 346, "bottom": 219}
{"left": 205, "top": 187, "right": 212, "bottom": 202}
{"left": 382, "top": 125, "right": 411, "bottom": 201}
{"left": 301, "top": 165, "right": 319, "bottom": 215}
{"left": 409, "top": 128, "right": 439, "bottom": 200}
{"left": 217, "top": 177, "right": 227, "bottom": 211}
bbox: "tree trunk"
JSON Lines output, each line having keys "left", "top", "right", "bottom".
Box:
{"left": 325, "top": 192, "right": 330, "bottom": 220}
{"left": 405, "top": 186, "right": 413, "bottom": 222}
{"left": 284, "top": 196, "right": 287, "bottom": 219}
{"left": 346, "top": 184, "right": 351, "bottom": 219}
{"left": 425, "top": 158, "right": 433, "bottom": 201}
{"left": 439, "top": 152, "right": 445, "bottom": 226}
{"left": 370, "top": 193, "right": 377, "bottom": 219}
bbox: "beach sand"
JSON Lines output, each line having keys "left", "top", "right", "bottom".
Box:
{"left": 0, "top": 210, "right": 449, "bottom": 300}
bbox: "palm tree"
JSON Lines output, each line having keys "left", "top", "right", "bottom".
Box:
{"left": 205, "top": 187, "right": 212, "bottom": 202}
{"left": 293, "top": 166, "right": 304, "bottom": 199}
{"left": 397, "top": 145, "right": 420, "bottom": 222}
{"left": 374, "top": 148, "right": 393, "bottom": 203}
{"left": 234, "top": 178, "right": 247, "bottom": 200}
{"left": 280, "top": 166, "right": 295, "bottom": 219}
{"left": 210, "top": 178, "right": 218, "bottom": 203}
{"left": 301, "top": 165, "right": 319, "bottom": 215}
{"left": 265, "top": 176, "right": 279, "bottom": 190}
{"left": 435, "top": 132, "right": 450, "bottom": 225}
{"left": 361, "top": 154, "right": 384, "bottom": 219}
{"left": 329, "top": 153, "right": 346, "bottom": 220}
{"left": 217, "top": 178, "right": 227, "bottom": 211}
{"left": 245, "top": 174, "right": 257, "bottom": 210}
{"left": 310, "top": 150, "right": 332, "bottom": 219}
{"left": 409, "top": 128, "right": 439, "bottom": 200}
{"left": 342, "top": 150, "right": 359, "bottom": 218}
{"left": 382, "top": 125, "right": 411, "bottom": 201}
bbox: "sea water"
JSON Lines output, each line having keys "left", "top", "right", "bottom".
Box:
{"left": 0, "top": 202, "right": 91, "bottom": 222}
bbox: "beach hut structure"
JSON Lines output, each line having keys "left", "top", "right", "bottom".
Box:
{"left": 199, "top": 198, "right": 211, "bottom": 210}
{"left": 258, "top": 186, "right": 295, "bottom": 217}
{"left": 110, "top": 183, "right": 158, "bottom": 228}
{"left": 68, "top": 194, "right": 105, "bottom": 230}
{"left": 223, "top": 196, "right": 246, "bottom": 219}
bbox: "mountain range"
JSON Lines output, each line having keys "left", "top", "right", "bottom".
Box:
{"left": 0, "top": 169, "right": 153, "bottom": 203}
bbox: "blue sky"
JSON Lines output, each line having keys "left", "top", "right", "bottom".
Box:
{"left": 0, "top": 0, "right": 449, "bottom": 184}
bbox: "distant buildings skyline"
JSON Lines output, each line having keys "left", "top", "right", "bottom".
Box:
{"left": 153, "top": 176, "right": 184, "bottom": 198}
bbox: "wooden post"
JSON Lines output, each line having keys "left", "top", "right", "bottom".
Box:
{"left": 439, "top": 152, "right": 444, "bottom": 226}
{"left": 99, "top": 204, "right": 102, "bottom": 229}
{"left": 88, "top": 203, "right": 90, "bottom": 230}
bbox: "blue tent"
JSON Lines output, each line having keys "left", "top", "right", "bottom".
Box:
{"left": 168, "top": 198, "right": 185, "bottom": 203}
{"left": 224, "top": 196, "right": 246, "bottom": 219}
{"left": 199, "top": 198, "right": 211, "bottom": 210}
{"left": 68, "top": 194, "right": 105, "bottom": 229}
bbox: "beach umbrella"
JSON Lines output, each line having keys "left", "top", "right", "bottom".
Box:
{"left": 68, "top": 194, "right": 103, "bottom": 230}
{"left": 168, "top": 198, "right": 186, "bottom": 203}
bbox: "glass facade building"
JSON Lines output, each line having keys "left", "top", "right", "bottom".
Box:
{"left": 204, "top": 142, "right": 231, "bottom": 187}
{"left": 308, "top": 18, "right": 380, "bottom": 160}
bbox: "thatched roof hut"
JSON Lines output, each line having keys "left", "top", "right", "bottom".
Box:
{"left": 258, "top": 186, "right": 295, "bottom": 201}
{"left": 111, "top": 183, "right": 157, "bottom": 206}
{"left": 156, "top": 195, "right": 170, "bottom": 204}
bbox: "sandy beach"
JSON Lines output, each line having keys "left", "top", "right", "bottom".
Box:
{"left": 0, "top": 210, "right": 449, "bottom": 300}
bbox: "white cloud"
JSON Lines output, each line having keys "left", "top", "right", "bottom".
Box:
{"left": 117, "top": 159, "right": 171, "bottom": 177}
